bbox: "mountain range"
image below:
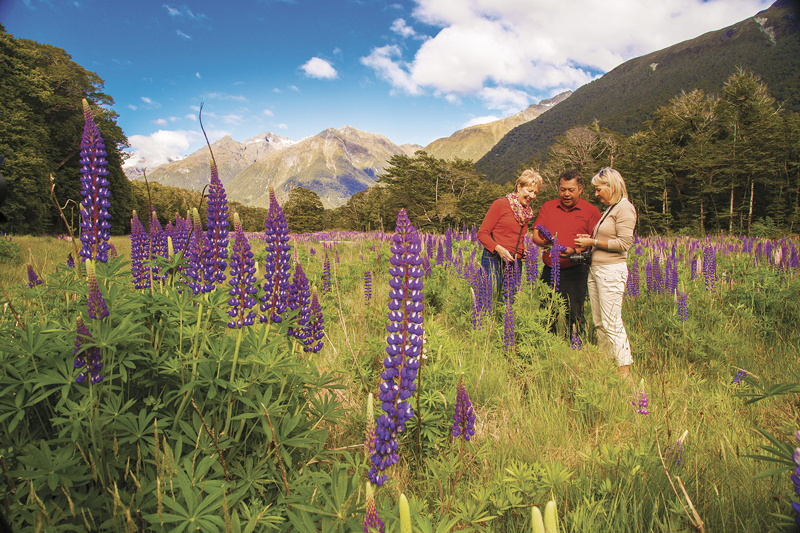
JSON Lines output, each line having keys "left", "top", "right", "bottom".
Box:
{"left": 127, "top": 0, "right": 799, "bottom": 207}
{"left": 125, "top": 93, "right": 567, "bottom": 208}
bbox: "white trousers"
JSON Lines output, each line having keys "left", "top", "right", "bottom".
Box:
{"left": 588, "top": 263, "right": 633, "bottom": 367}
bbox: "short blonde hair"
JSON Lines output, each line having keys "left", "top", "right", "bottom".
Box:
{"left": 516, "top": 169, "right": 543, "bottom": 192}
{"left": 591, "top": 167, "right": 628, "bottom": 204}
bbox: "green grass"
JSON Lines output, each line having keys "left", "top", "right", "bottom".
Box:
{"left": 1, "top": 233, "right": 798, "bottom": 532}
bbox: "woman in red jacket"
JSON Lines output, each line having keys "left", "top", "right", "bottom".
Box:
{"left": 477, "top": 169, "right": 542, "bottom": 299}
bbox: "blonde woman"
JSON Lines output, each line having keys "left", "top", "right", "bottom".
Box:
{"left": 575, "top": 168, "right": 637, "bottom": 379}
{"left": 477, "top": 169, "right": 543, "bottom": 298}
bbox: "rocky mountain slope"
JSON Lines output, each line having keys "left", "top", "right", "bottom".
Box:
{"left": 227, "top": 125, "right": 414, "bottom": 209}
{"left": 423, "top": 91, "right": 571, "bottom": 162}
{"left": 475, "top": 0, "right": 800, "bottom": 182}
{"left": 125, "top": 132, "right": 297, "bottom": 189}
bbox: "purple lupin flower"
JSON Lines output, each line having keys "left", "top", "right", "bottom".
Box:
{"left": 731, "top": 369, "right": 748, "bottom": 385}
{"left": 73, "top": 316, "right": 103, "bottom": 384}
{"left": 288, "top": 262, "right": 311, "bottom": 340}
{"left": 665, "top": 430, "right": 688, "bottom": 468}
{"left": 549, "top": 235, "right": 566, "bottom": 292}
{"left": 364, "top": 483, "right": 385, "bottom": 533}
{"left": 703, "top": 246, "right": 717, "bottom": 293}
{"left": 86, "top": 260, "right": 109, "bottom": 320}
{"left": 627, "top": 258, "right": 640, "bottom": 298}
{"left": 503, "top": 290, "right": 514, "bottom": 352}
{"left": 535, "top": 224, "right": 553, "bottom": 244}
{"left": 26, "top": 263, "right": 43, "bottom": 288}
{"left": 182, "top": 208, "right": 205, "bottom": 294}
{"left": 364, "top": 271, "right": 372, "bottom": 304}
{"left": 369, "top": 209, "right": 424, "bottom": 486}
{"left": 260, "top": 187, "right": 292, "bottom": 323}
{"left": 451, "top": 377, "right": 476, "bottom": 441}
{"left": 130, "top": 211, "right": 151, "bottom": 290}
{"left": 321, "top": 252, "right": 332, "bottom": 296}
{"left": 66, "top": 253, "right": 75, "bottom": 269}
{"left": 525, "top": 237, "right": 539, "bottom": 286}
{"left": 149, "top": 209, "right": 166, "bottom": 282}
{"left": 571, "top": 324, "right": 582, "bottom": 350}
{"left": 298, "top": 286, "right": 325, "bottom": 353}
{"left": 78, "top": 99, "right": 112, "bottom": 264}
{"left": 632, "top": 380, "right": 649, "bottom": 415}
{"left": 677, "top": 289, "right": 689, "bottom": 321}
{"left": 200, "top": 160, "right": 229, "bottom": 293}
{"left": 227, "top": 213, "right": 258, "bottom": 329}
{"left": 436, "top": 240, "right": 444, "bottom": 266}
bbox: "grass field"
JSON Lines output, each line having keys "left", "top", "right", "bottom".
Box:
{"left": 1, "top": 227, "right": 798, "bottom": 532}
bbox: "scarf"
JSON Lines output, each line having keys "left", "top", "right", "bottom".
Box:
{"left": 505, "top": 193, "right": 534, "bottom": 226}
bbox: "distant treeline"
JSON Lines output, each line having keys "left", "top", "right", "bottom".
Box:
{"left": 130, "top": 181, "right": 269, "bottom": 233}
{"left": 325, "top": 71, "right": 799, "bottom": 237}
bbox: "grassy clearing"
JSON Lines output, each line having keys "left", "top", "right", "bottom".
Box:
{"left": 1, "top": 231, "right": 798, "bottom": 532}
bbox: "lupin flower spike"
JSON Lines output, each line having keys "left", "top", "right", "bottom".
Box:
{"left": 363, "top": 482, "right": 385, "bottom": 533}
{"left": 302, "top": 286, "right": 325, "bottom": 353}
{"left": 632, "top": 379, "right": 649, "bottom": 415}
{"left": 86, "top": 260, "right": 109, "bottom": 320}
{"left": 227, "top": 213, "right": 258, "bottom": 329}
{"left": 369, "top": 209, "right": 424, "bottom": 486}
{"left": 365, "top": 393, "right": 376, "bottom": 461}
{"left": 78, "top": 99, "right": 112, "bottom": 263}
{"left": 451, "top": 376, "right": 476, "bottom": 441}
{"left": 259, "top": 186, "right": 292, "bottom": 323}
{"left": 73, "top": 316, "right": 103, "bottom": 384}
{"left": 201, "top": 159, "right": 229, "bottom": 293}
{"left": 26, "top": 263, "right": 43, "bottom": 288}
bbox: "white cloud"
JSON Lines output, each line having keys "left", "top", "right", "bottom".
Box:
{"left": 220, "top": 114, "right": 244, "bottom": 125}
{"left": 128, "top": 104, "right": 138, "bottom": 110}
{"left": 124, "top": 129, "right": 202, "bottom": 168}
{"left": 204, "top": 92, "right": 247, "bottom": 102}
{"left": 196, "top": 72, "right": 201, "bottom": 79}
{"left": 263, "top": 109, "right": 274, "bottom": 116}
{"left": 301, "top": 57, "right": 338, "bottom": 80}
{"left": 360, "top": 45, "right": 421, "bottom": 95}
{"left": 277, "top": 123, "right": 288, "bottom": 130}
{"left": 177, "top": 30, "right": 192, "bottom": 40}
{"left": 163, "top": 4, "right": 209, "bottom": 22}
{"left": 185, "top": 114, "right": 197, "bottom": 121}
{"left": 289, "top": 85, "right": 299, "bottom": 92}
{"left": 479, "top": 86, "right": 530, "bottom": 114}
{"left": 390, "top": 18, "right": 416, "bottom": 38}
{"left": 363, "top": 0, "right": 770, "bottom": 101}
{"left": 153, "top": 118, "right": 168, "bottom": 126}
{"left": 140, "top": 97, "right": 161, "bottom": 109}
{"left": 168, "top": 116, "right": 180, "bottom": 122}
{"left": 273, "top": 88, "right": 281, "bottom": 93}
{"left": 462, "top": 115, "right": 500, "bottom": 128}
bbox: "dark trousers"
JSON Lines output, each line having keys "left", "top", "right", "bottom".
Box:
{"left": 540, "top": 263, "right": 590, "bottom": 336}
{"left": 481, "top": 248, "right": 522, "bottom": 301}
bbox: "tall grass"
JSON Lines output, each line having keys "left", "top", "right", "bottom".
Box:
{"left": 1, "top": 230, "right": 798, "bottom": 532}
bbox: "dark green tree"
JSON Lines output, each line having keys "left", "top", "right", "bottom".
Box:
{"left": 0, "top": 25, "right": 135, "bottom": 235}
{"left": 283, "top": 186, "right": 325, "bottom": 234}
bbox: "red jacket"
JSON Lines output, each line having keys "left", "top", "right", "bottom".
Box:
{"left": 477, "top": 197, "right": 528, "bottom": 259}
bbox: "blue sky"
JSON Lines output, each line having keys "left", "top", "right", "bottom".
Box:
{"left": 2, "top": 0, "right": 771, "bottom": 168}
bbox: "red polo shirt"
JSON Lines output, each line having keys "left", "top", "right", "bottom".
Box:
{"left": 534, "top": 198, "right": 601, "bottom": 268}
{"left": 477, "top": 197, "right": 529, "bottom": 258}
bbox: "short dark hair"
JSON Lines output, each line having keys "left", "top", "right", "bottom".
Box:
{"left": 558, "top": 169, "right": 583, "bottom": 189}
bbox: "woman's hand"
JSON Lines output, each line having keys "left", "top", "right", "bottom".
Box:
{"left": 494, "top": 245, "right": 515, "bottom": 262}
{"left": 574, "top": 234, "right": 594, "bottom": 248}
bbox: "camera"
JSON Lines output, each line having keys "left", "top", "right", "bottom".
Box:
{"left": 569, "top": 249, "right": 592, "bottom": 265}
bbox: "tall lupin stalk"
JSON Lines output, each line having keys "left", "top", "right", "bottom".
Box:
{"left": 369, "top": 209, "right": 424, "bottom": 486}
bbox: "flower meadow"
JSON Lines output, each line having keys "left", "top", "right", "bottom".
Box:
{"left": 1, "top": 104, "right": 800, "bottom": 532}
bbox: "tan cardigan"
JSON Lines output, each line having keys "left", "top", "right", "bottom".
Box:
{"left": 591, "top": 198, "right": 636, "bottom": 266}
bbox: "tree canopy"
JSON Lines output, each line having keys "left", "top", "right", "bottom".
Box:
{"left": 0, "top": 25, "right": 135, "bottom": 235}
{"left": 283, "top": 187, "right": 325, "bottom": 233}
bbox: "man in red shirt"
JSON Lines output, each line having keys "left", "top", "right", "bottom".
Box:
{"left": 532, "top": 170, "right": 601, "bottom": 337}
